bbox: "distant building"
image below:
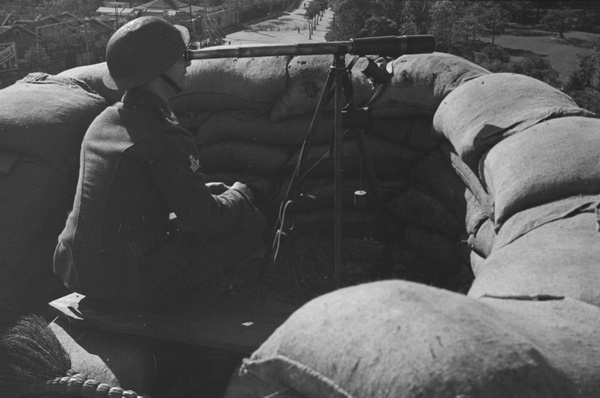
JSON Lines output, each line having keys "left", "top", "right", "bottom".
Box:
{"left": 0, "top": 24, "right": 38, "bottom": 60}
{"left": 96, "top": 0, "right": 236, "bottom": 48}
{"left": 0, "top": 12, "right": 114, "bottom": 79}
{"left": 95, "top": 1, "right": 140, "bottom": 27}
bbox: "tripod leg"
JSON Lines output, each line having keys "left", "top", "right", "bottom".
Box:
{"left": 291, "top": 66, "right": 336, "bottom": 189}
{"left": 267, "top": 58, "right": 338, "bottom": 266}
{"left": 333, "top": 56, "right": 344, "bottom": 282}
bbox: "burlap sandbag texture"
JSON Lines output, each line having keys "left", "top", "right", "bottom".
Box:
{"left": 269, "top": 54, "right": 377, "bottom": 121}
{"left": 469, "top": 211, "right": 600, "bottom": 308}
{"left": 57, "top": 62, "right": 124, "bottom": 104}
{"left": 0, "top": 73, "right": 108, "bottom": 305}
{"left": 225, "top": 281, "right": 600, "bottom": 398}
{"left": 192, "top": 111, "right": 335, "bottom": 147}
{"left": 369, "top": 52, "right": 490, "bottom": 118}
{"left": 481, "top": 116, "right": 600, "bottom": 226}
{"left": 171, "top": 56, "right": 289, "bottom": 113}
{"left": 433, "top": 73, "right": 594, "bottom": 170}
{"left": 0, "top": 73, "right": 108, "bottom": 167}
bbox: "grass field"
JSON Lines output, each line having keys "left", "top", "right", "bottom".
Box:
{"left": 481, "top": 25, "right": 600, "bottom": 84}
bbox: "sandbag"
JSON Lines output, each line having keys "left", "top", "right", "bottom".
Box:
{"left": 469, "top": 212, "right": 600, "bottom": 308}
{"left": 0, "top": 158, "right": 66, "bottom": 280}
{"left": 440, "top": 142, "right": 493, "bottom": 224}
{"left": 387, "top": 187, "right": 462, "bottom": 238}
{"left": 465, "top": 188, "right": 488, "bottom": 235}
{"left": 57, "top": 62, "right": 124, "bottom": 104}
{"left": 455, "top": 231, "right": 471, "bottom": 265}
{"left": 285, "top": 135, "right": 425, "bottom": 178}
{"left": 192, "top": 110, "right": 334, "bottom": 147}
{"left": 0, "top": 73, "right": 108, "bottom": 167}
{"left": 227, "top": 280, "right": 600, "bottom": 397}
{"left": 433, "top": 73, "right": 594, "bottom": 169}
{"left": 493, "top": 194, "right": 598, "bottom": 252}
{"left": 370, "top": 116, "right": 439, "bottom": 151}
{"left": 470, "top": 249, "right": 486, "bottom": 275}
{"left": 481, "top": 297, "right": 600, "bottom": 397}
{"left": 171, "top": 57, "right": 288, "bottom": 113}
{"left": 404, "top": 224, "right": 458, "bottom": 264}
{"left": 369, "top": 52, "right": 490, "bottom": 118}
{"left": 481, "top": 116, "right": 600, "bottom": 226}
{"left": 50, "top": 317, "right": 155, "bottom": 394}
{"left": 197, "top": 141, "right": 292, "bottom": 176}
{"left": 269, "top": 54, "right": 376, "bottom": 121}
{"left": 467, "top": 217, "right": 496, "bottom": 259}
{"left": 408, "top": 152, "right": 467, "bottom": 220}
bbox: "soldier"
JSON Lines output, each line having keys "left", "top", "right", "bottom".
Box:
{"left": 54, "top": 16, "right": 266, "bottom": 304}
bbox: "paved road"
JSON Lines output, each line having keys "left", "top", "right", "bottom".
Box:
{"left": 225, "top": 0, "right": 334, "bottom": 45}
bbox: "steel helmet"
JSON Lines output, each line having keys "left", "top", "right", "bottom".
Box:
{"left": 103, "top": 16, "right": 189, "bottom": 90}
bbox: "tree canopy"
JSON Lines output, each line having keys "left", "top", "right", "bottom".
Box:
{"left": 541, "top": 8, "right": 578, "bottom": 38}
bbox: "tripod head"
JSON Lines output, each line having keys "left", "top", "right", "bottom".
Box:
{"left": 190, "top": 35, "right": 436, "bottom": 60}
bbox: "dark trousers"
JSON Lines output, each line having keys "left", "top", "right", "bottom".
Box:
{"left": 139, "top": 209, "right": 266, "bottom": 303}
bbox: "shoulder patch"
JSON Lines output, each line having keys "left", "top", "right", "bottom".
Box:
{"left": 189, "top": 154, "right": 200, "bottom": 173}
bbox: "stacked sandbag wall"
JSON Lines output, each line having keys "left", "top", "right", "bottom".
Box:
{"left": 220, "top": 60, "right": 600, "bottom": 396}
{"left": 169, "top": 52, "right": 490, "bottom": 288}
{"left": 0, "top": 73, "right": 108, "bottom": 316}
{"left": 432, "top": 72, "right": 600, "bottom": 308}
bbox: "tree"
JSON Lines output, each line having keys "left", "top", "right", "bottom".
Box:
{"left": 566, "top": 51, "right": 600, "bottom": 91}
{"left": 512, "top": 55, "right": 561, "bottom": 87}
{"left": 21, "top": 46, "right": 53, "bottom": 75}
{"left": 500, "top": 1, "right": 536, "bottom": 24}
{"left": 41, "top": 24, "right": 87, "bottom": 59}
{"left": 563, "top": 44, "right": 600, "bottom": 114}
{"left": 358, "top": 15, "right": 399, "bottom": 37}
{"left": 222, "top": 0, "right": 266, "bottom": 13}
{"left": 567, "top": 87, "right": 600, "bottom": 115}
{"left": 326, "top": 0, "right": 373, "bottom": 40}
{"left": 458, "top": 3, "right": 484, "bottom": 46}
{"left": 430, "top": 0, "right": 467, "bottom": 53}
{"left": 400, "top": 0, "right": 433, "bottom": 35}
{"left": 541, "top": 8, "right": 577, "bottom": 39}
{"left": 479, "top": 1, "right": 508, "bottom": 45}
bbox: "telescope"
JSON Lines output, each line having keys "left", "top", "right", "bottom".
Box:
{"left": 190, "top": 35, "right": 436, "bottom": 60}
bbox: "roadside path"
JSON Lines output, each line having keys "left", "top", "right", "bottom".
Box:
{"left": 225, "top": 0, "right": 334, "bottom": 45}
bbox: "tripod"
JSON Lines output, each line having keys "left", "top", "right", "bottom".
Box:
{"left": 269, "top": 50, "right": 395, "bottom": 281}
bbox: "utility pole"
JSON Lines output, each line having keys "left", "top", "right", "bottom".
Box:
{"left": 84, "top": 18, "right": 90, "bottom": 64}
{"left": 188, "top": 0, "right": 195, "bottom": 36}
{"left": 114, "top": 3, "right": 118, "bottom": 29}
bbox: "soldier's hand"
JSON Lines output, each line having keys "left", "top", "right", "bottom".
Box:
{"left": 206, "top": 182, "right": 230, "bottom": 195}
{"left": 231, "top": 181, "right": 255, "bottom": 202}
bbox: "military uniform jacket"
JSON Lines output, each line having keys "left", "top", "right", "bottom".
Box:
{"left": 54, "top": 89, "right": 254, "bottom": 300}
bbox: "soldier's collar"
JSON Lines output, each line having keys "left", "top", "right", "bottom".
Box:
{"left": 121, "top": 88, "right": 179, "bottom": 125}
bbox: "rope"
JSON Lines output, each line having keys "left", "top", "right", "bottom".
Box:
{"left": 26, "top": 373, "right": 149, "bottom": 398}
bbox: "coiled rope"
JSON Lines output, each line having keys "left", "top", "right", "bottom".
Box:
{"left": 25, "top": 372, "right": 148, "bottom": 398}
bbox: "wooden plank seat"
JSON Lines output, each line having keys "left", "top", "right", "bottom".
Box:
{"left": 49, "top": 292, "right": 299, "bottom": 354}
